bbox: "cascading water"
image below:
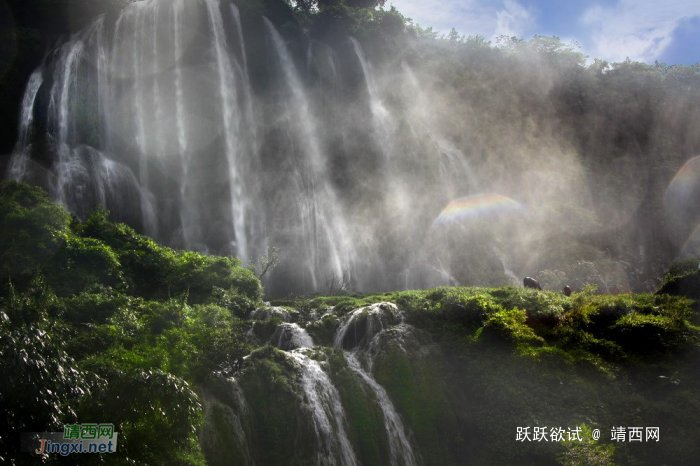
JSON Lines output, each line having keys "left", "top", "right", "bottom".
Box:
{"left": 219, "top": 301, "right": 419, "bottom": 465}
{"left": 334, "top": 302, "right": 402, "bottom": 350}
{"left": 287, "top": 350, "right": 359, "bottom": 466}
{"left": 269, "top": 323, "right": 314, "bottom": 351}
{"left": 8, "top": 0, "right": 264, "bottom": 259}
{"left": 6, "top": 0, "right": 482, "bottom": 294}
{"left": 343, "top": 352, "right": 416, "bottom": 466}
{"left": 8, "top": 69, "right": 43, "bottom": 181}
{"left": 349, "top": 37, "right": 395, "bottom": 164}
{"left": 334, "top": 303, "right": 417, "bottom": 465}
{"left": 263, "top": 17, "right": 354, "bottom": 292}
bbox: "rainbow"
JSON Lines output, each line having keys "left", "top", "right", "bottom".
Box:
{"left": 432, "top": 193, "right": 525, "bottom": 226}
{"left": 665, "top": 156, "right": 700, "bottom": 206}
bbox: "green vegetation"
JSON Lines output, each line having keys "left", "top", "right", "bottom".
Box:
{"left": 657, "top": 259, "right": 700, "bottom": 304}
{"left": 0, "top": 181, "right": 262, "bottom": 464}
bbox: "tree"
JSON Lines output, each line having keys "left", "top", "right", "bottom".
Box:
{"left": 247, "top": 246, "right": 280, "bottom": 280}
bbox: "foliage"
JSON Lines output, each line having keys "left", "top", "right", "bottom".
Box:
{"left": 76, "top": 209, "right": 262, "bottom": 303}
{"left": 556, "top": 424, "right": 615, "bottom": 466}
{"left": 657, "top": 258, "right": 700, "bottom": 303}
{"left": 0, "top": 182, "right": 263, "bottom": 465}
{"left": 483, "top": 307, "right": 545, "bottom": 346}
{"left": 77, "top": 366, "right": 204, "bottom": 465}
{"left": 44, "top": 235, "right": 123, "bottom": 296}
{"left": 0, "top": 309, "right": 90, "bottom": 464}
{"left": 0, "top": 181, "right": 70, "bottom": 280}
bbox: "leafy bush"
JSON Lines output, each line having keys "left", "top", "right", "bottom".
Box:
{"left": 0, "top": 181, "right": 69, "bottom": 280}
{"left": 608, "top": 313, "right": 696, "bottom": 353}
{"left": 0, "top": 311, "right": 90, "bottom": 464}
{"left": 61, "top": 288, "right": 133, "bottom": 325}
{"left": 44, "top": 235, "right": 123, "bottom": 295}
{"left": 657, "top": 259, "right": 700, "bottom": 302}
{"left": 76, "top": 209, "right": 262, "bottom": 303}
{"left": 482, "top": 307, "right": 545, "bottom": 346}
{"left": 77, "top": 366, "right": 204, "bottom": 466}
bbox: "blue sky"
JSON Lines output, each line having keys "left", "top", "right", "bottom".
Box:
{"left": 389, "top": 0, "right": 700, "bottom": 65}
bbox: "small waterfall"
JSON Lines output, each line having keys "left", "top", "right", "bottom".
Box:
{"left": 7, "top": 69, "right": 44, "bottom": 181}
{"left": 208, "top": 301, "right": 424, "bottom": 465}
{"left": 344, "top": 352, "right": 416, "bottom": 466}
{"left": 334, "top": 303, "right": 417, "bottom": 465}
{"left": 270, "top": 323, "right": 314, "bottom": 350}
{"left": 334, "top": 302, "right": 402, "bottom": 350}
{"left": 287, "top": 350, "right": 358, "bottom": 466}
{"left": 228, "top": 378, "right": 255, "bottom": 466}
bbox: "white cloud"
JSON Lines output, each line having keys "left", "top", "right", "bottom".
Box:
{"left": 389, "top": 0, "right": 698, "bottom": 63}
{"left": 388, "top": 0, "right": 504, "bottom": 39}
{"left": 494, "top": 0, "right": 534, "bottom": 38}
{"left": 580, "top": 0, "right": 700, "bottom": 63}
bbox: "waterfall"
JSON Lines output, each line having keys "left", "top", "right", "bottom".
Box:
{"left": 401, "top": 61, "right": 477, "bottom": 195}
{"left": 287, "top": 350, "right": 358, "bottom": 466}
{"left": 9, "top": 0, "right": 266, "bottom": 258}
{"left": 264, "top": 17, "right": 351, "bottom": 291}
{"left": 48, "top": 38, "right": 85, "bottom": 208}
{"left": 205, "top": 0, "right": 248, "bottom": 262}
{"left": 344, "top": 352, "right": 416, "bottom": 466}
{"left": 349, "top": 37, "right": 394, "bottom": 163}
{"left": 334, "top": 303, "right": 417, "bottom": 465}
{"left": 6, "top": 0, "right": 503, "bottom": 294}
{"left": 204, "top": 301, "right": 424, "bottom": 464}
{"left": 172, "top": 0, "right": 195, "bottom": 249}
{"left": 231, "top": 3, "right": 265, "bottom": 260}
{"left": 7, "top": 69, "right": 43, "bottom": 181}
{"left": 334, "top": 302, "right": 402, "bottom": 350}
{"left": 270, "top": 323, "right": 314, "bottom": 351}
{"left": 226, "top": 378, "right": 255, "bottom": 466}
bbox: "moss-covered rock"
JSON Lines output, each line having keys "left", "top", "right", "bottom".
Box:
{"left": 236, "top": 347, "right": 317, "bottom": 465}
{"left": 306, "top": 313, "right": 341, "bottom": 347}
{"left": 371, "top": 326, "right": 457, "bottom": 465}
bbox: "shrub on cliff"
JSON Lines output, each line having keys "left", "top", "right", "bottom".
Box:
{"left": 657, "top": 259, "right": 700, "bottom": 303}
